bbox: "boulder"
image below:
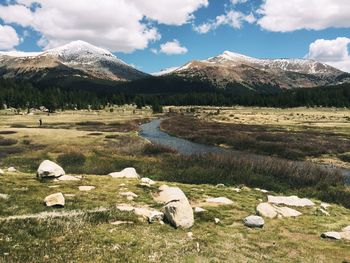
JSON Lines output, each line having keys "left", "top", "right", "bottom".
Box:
{"left": 342, "top": 226, "right": 350, "bottom": 232}
{"left": 109, "top": 168, "right": 139, "bottom": 179}
{"left": 7, "top": 167, "right": 17, "bottom": 173}
{"left": 256, "top": 203, "right": 278, "bottom": 219}
{"left": 321, "top": 232, "right": 342, "bottom": 240}
{"left": 37, "top": 160, "right": 65, "bottom": 179}
{"left": 79, "top": 186, "right": 95, "bottom": 191}
{"left": 205, "top": 197, "right": 234, "bottom": 205}
{"left": 154, "top": 186, "right": 188, "bottom": 204}
{"left": 273, "top": 206, "right": 302, "bottom": 217}
{"left": 58, "top": 175, "right": 80, "bottom": 181}
{"left": 267, "top": 195, "right": 315, "bottom": 207}
{"left": 340, "top": 231, "right": 350, "bottom": 241}
{"left": 243, "top": 215, "right": 265, "bottom": 228}
{"left": 134, "top": 207, "right": 164, "bottom": 223}
{"left": 164, "top": 199, "right": 194, "bottom": 229}
{"left": 140, "top": 177, "right": 156, "bottom": 186}
{"left": 0, "top": 169, "right": 4, "bottom": 175}
{"left": 44, "top": 193, "right": 65, "bottom": 207}
{"left": 193, "top": 207, "right": 206, "bottom": 213}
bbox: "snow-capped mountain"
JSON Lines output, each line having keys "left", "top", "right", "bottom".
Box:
{"left": 163, "top": 51, "right": 349, "bottom": 89}
{"left": 0, "top": 40, "right": 148, "bottom": 82}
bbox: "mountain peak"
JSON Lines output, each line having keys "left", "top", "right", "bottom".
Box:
{"left": 218, "top": 51, "right": 254, "bottom": 61}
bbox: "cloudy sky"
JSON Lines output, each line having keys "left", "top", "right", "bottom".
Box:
{"left": 0, "top": 0, "right": 350, "bottom": 73}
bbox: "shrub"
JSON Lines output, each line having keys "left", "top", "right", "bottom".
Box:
{"left": 143, "top": 143, "right": 177, "bottom": 155}
{"left": 57, "top": 152, "right": 86, "bottom": 167}
{"left": 0, "top": 137, "right": 18, "bottom": 146}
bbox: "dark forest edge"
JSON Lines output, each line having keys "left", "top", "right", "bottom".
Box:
{"left": 1, "top": 77, "right": 350, "bottom": 111}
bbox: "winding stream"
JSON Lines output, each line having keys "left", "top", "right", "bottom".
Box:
{"left": 140, "top": 119, "right": 350, "bottom": 184}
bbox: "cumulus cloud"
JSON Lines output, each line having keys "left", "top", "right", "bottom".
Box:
{"left": 0, "top": 25, "right": 20, "bottom": 50}
{"left": 307, "top": 37, "right": 350, "bottom": 72}
{"left": 230, "top": 0, "right": 248, "bottom": 5}
{"left": 258, "top": 0, "right": 350, "bottom": 32}
{"left": 0, "top": 0, "right": 207, "bottom": 52}
{"left": 194, "top": 10, "right": 255, "bottom": 34}
{"left": 159, "top": 39, "right": 188, "bottom": 55}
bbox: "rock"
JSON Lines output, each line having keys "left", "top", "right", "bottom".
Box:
{"left": 119, "top": 183, "right": 126, "bottom": 186}
{"left": 37, "top": 160, "right": 65, "bottom": 179}
{"left": 214, "top": 218, "right": 220, "bottom": 224}
{"left": 193, "top": 207, "right": 206, "bottom": 213}
{"left": 256, "top": 203, "right": 278, "bottom": 219}
{"left": 111, "top": 221, "right": 134, "bottom": 226}
{"left": 243, "top": 215, "right": 265, "bottom": 228}
{"left": 205, "top": 197, "right": 234, "bottom": 205}
{"left": 134, "top": 207, "right": 164, "bottom": 223}
{"left": 320, "top": 202, "right": 331, "bottom": 210}
{"left": 231, "top": 187, "right": 241, "bottom": 193}
{"left": 273, "top": 206, "right": 302, "bottom": 217}
{"left": 267, "top": 195, "right": 315, "bottom": 207}
{"left": 79, "top": 186, "right": 95, "bottom": 191}
{"left": 216, "top": 184, "right": 225, "bottom": 188}
{"left": 257, "top": 202, "right": 302, "bottom": 218}
{"left": 318, "top": 208, "right": 330, "bottom": 216}
{"left": 140, "top": 177, "right": 155, "bottom": 186}
{"left": 120, "top": 192, "right": 138, "bottom": 198}
{"left": 0, "top": 193, "right": 9, "bottom": 200}
{"left": 339, "top": 231, "right": 350, "bottom": 240}
{"left": 44, "top": 193, "right": 65, "bottom": 207}
{"left": 7, "top": 167, "right": 17, "bottom": 173}
{"left": 342, "top": 226, "right": 350, "bottom": 232}
{"left": 116, "top": 203, "right": 134, "bottom": 212}
{"left": 164, "top": 199, "right": 194, "bottom": 229}
{"left": 321, "top": 232, "right": 342, "bottom": 240}
{"left": 0, "top": 169, "right": 4, "bottom": 175}
{"left": 48, "top": 185, "right": 60, "bottom": 188}
{"left": 109, "top": 168, "right": 139, "bottom": 179}
{"left": 187, "top": 232, "right": 193, "bottom": 239}
{"left": 154, "top": 185, "right": 188, "bottom": 204}
{"left": 57, "top": 175, "right": 80, "bottom": 181}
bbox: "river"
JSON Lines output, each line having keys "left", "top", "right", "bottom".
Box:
{"left": 140, "top": 119, "right": 350, "bottom": 184}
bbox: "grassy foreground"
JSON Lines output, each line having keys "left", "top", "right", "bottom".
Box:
{"left": 0, "top": 107, "right": 349, "bottom": 262}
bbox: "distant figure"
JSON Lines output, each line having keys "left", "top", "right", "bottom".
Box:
{"left": 39, "top": 118, "right": 43, "bottom": 127}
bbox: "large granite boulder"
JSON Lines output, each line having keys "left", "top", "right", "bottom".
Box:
{"left": 267, "top": 195, "right": 315, "bottom": 207}
{"left": 109, "top": 168, "right": 140, "bottom": 179}
{"left": 37, "top": 160, "right": 65, "bottom": 179}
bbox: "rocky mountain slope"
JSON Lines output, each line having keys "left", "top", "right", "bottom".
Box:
{"left": 162, "top": 51, "right": 350, "bottom": 90}
{"left": 0, "top": 41, "right": 148, "bottom": 83}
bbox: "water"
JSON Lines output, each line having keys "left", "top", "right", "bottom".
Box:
{"left": 140, "top": 119, "right": 350, "bottom": 184}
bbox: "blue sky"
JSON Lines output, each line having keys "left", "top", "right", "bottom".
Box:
{"left": 0, "top": 0, "right": 350, "bottom": 73}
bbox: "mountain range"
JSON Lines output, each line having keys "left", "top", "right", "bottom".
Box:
{"left": 0, "top": 40, "right": 349, "bottom": 92}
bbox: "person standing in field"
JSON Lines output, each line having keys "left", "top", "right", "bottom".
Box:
{"left": 39, "top": 118, "right": 42, "bottom": 127}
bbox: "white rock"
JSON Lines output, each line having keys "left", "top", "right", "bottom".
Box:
{"left": 119, "top": 183, "right": 126, "bottom": 186}
{"left": 231, "top": 187, "right": 241, "bottom": 193}
{"left": 64, "top": 194, "right": 76, "bottom": 197}
{"left": 267, "top": 195, "right": 315, "bottom": 207}
{"left": 214, "top": 218, "right": 220, "bottom": 224}
{"left": 205, "top": 197, "right": 234, "bottom": 205}
{"left": 44, "top": 193, "right": 65, "bottom": 207}
{"left": 155, "top": 186, "right": 188, "bottom": 204}
{"left": 216, "top": 184, "right": 225, "bottom": 188}
{"left": 134, "top": 207, "right": 164, "bottom": 223}
{"left": 164, "top": 199, "right": 194, "bottom": 229}
{"left": 0, "top": 169, "right": 4, "bottom": 175}
{"left": 319, "top": 208, "right": 330, "bottom": 216}
{"left": 187, "top": 232, "right": 193, "bottom": 239}
{"left": 256, "top": 203, "right": 278, "bottom": 219}
{"left": 140, "top": 177, "right": 155, "bottom": 186}
{"left": 111, "top": 221, "right": 134, "bottom": 226}
{"left": 116, "top": 203, "right": 134, "bottom": 212}
{"left": 37, "top": 160, "right": 65, "bottom": 179}
{"left": 79, "top": 186, "right": 95, "bottom": 191}
{"left": 58, "top": 175, "right": 80, "bottom": 181}
{"left": 193, "top": 207, "right": 206, "bottom": 213}
{"left": 339, "top": 231, "right": 350, "bottom": 240}
{"left": 273, "top": 206, "right": 302, "bottom": 217}
{"left": 120, "top": 192, "right": 138, "bottom": 198}
{"left": 7, "top": 167, "right": 17, "bottom": 173}
{"left": 159, "top": 185, "right": 169, "bottom": 191}
{"left": 321, "top": 232, "right": 342, "bottom": 240}
{"left": 342, "top": 226, "right": 350, "bottom": 232}
{"left": 320, "top": 203, "right": 331, "bottom": 210}
{"left": 109, "top": 168, "right": 139, "bottom": 179}
{"left": 243, "top": 215, "right": 265, "bottom": 228}
{"left": 0, "top": 193, "right": 9, "bottom": 200}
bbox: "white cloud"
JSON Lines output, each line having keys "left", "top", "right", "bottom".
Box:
{"left": 0, "top": 25, "right": 20, "bottom": 50}
{"left": 307, "top": 37, "right": 350, "bottom": 72}
{"left": 194, "top": 10, "right": 256, "bottom": 34}
{"left": 159, "top": 39, "right": 188, "bottom": 55}
{"left": 230, "top": 0, "right": 248, "bottom": 5}
{"left": 258, "top": 0, "right": 350, "bottom": 32}
{"left": 0, "top": 0, "right": 207, "bottom": 52}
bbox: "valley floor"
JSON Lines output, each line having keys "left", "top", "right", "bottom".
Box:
{"left": 0, "top": 106, "right": 349, "bottom": 262}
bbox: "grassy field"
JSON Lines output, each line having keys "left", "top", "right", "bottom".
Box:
{"left": 163, "top": 106, "right": 350, "bottom": 167}
{"left": 0, "top": 107, "right": 349, "bottom": 262}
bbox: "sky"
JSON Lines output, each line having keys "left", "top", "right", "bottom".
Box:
{"left": 0, "top": 0, "right": 350, "bottom": 73}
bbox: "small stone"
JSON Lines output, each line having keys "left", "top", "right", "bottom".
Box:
{"left": 216, "top": 184, "right": 225, "bottom": 188}
{"left": 48, "top": 185, "right": 60, "bottom": 188}
{"left": 111, "top": 221, "right": 134, "bottom": 226}
{"left": 321, "top": 232, "right": 341, "bottom": 240}
{"left": 0, "top": 169, "right": 4, "bottom": 175}
{"left": 7, "top": 167, "right": 17, "bottom": 173}
{"left": 64, "top": 194, "right": 76, "bottom": 197}
{"left": 231, "top": 187, "right": 241, "bottom": 193}
{"left": 320, "top": 203, "right": 331, "bottom": 210}
{"left": 187, "top": 232, "right": 193, "bottom": 238}
{"left": 116, "top": 203, "right": 134, "bottom": 212}
{"left": 243, "top": 215, "right": 265, "bottom": 228}
{"left": 79, "top": 186, "right": 95, "bottom": 191}
{"left": 58, "top": 175, "right": 80, "bottom": 181}
{"left": 44, "top": 193, "right": 65, "bottom": 207}
{"left": 214, "top": 218, "right": 220, "bottom": 224}
{"left": 120, "top": 192, "right": 138, "bottom": 198}
{"left": 119, "top": 183, "right": 126, "bottom": 186}
{"left": 134, "top": 207, "right": 164, "bottom": 223}
{"left": 319, "top": 208, "right": 330, "bottom": 216}
{"left": 205, "top": 197, "right": 234, "bottom": 205}
{"left": 193, "top": 207, "right": 206, "bottom": 213}
{"left": 0, "top": 193, "right": 9, "bottom": 200}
